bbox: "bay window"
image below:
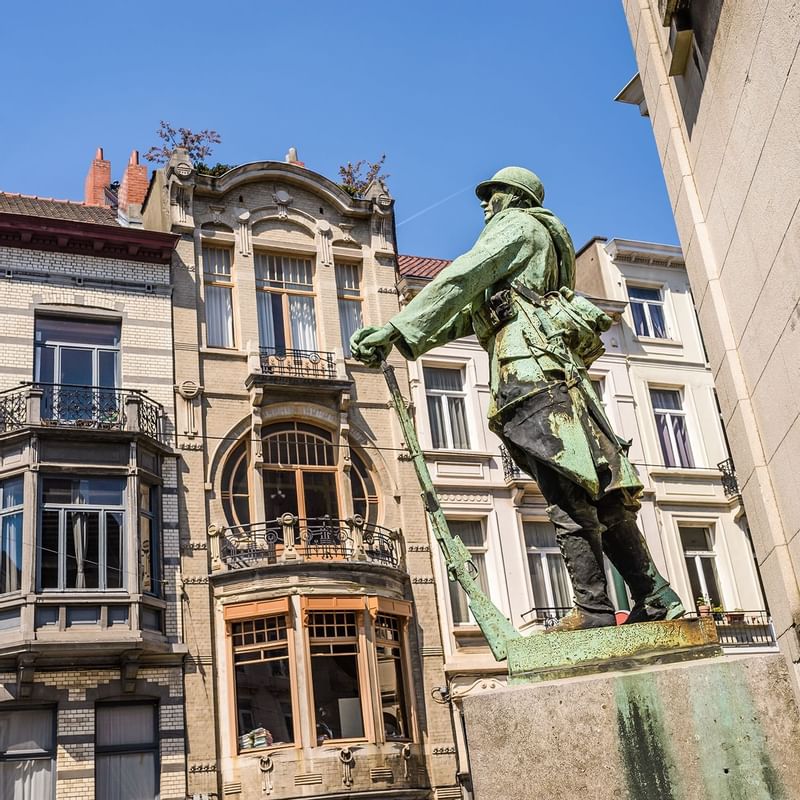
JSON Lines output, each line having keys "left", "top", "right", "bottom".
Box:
{"left": 375, "top": 614, "right": 410, "bottom": 740}
{"left": 0, "top": 476, "right": 23, "bottom": 595}
{"left": 139, "top": 484, "right": 161, "bottom": 597}
{"left": 335, "top": 262, "right": 363, "bottom": 358}
{"left": 39, "top": 477, "right": 125, "bottom": 591}
{"left": 651, "top": 388, "right": 694, "bottom": 468}
{"left": 423, "top": 366, "right": 471, "bottom": 450}
{"left": 0, "top": 707, "right": 55, "bottom": 800}
{"left": 203, "top": 246, "right": 235, "bottom": 348}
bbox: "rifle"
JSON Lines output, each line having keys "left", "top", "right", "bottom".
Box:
{"left": 381, "top": 360, "right": 520, "bottom": 661}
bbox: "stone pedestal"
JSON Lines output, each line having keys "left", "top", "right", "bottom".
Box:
{"left": 463, "top": 636, "right": 800, "bottom": 799}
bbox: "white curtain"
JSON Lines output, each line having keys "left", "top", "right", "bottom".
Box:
{"left": 205, "top": 286, "right": 233, "bottom": 348}
{"left": 338, "top": 300, "right": 362, "bottom": 357}
{"left": 0, "top": 709, "right": 54, "bottom": 800}
{"left": 0, "top": 513, "right": 21, "bottom": 594}
{"left": 96, "top": 705, "right": 158, "bottom": 800}
{"left": 289, "top": 296, "right": 318, "bottom": 351}
{"left": 0, "top": 761, "right": 53, "bottom": 800}
{"left": 70, "top": 512, "right": 87, "bottom": 590}
{"left": 257, "top": 292, "right": 278, "bottom": 349}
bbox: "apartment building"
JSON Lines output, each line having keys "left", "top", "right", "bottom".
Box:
{"left": 397, "top": 238, "right": 770, "bottom": 790}
{"left": 139, "top": 149, "right": 458, "bottom": 800}
{"left": 618, "top": 0, "right": 800, "bottom": 692}
{"left": 0, "top": 152, "right": 186, "bottom": 799}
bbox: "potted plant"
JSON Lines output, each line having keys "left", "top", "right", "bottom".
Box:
{"left": 696, "top": 595, "right": 712, "bottom": 616}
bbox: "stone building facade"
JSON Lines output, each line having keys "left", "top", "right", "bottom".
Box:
{"left": 397, "top": 238, "right": 770, "bottom": 791}
{"left": 140, "top": 151, "right": 459, "bottom": 800}
{"left": 0, "top": 164, "right": 186, "bottom": 799}
{"left": 618, "top": 0, "right": 800, "bottom": 694}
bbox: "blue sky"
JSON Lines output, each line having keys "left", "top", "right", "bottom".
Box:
{"left": 0, "top": 1, "right": 676, "bottom": 258}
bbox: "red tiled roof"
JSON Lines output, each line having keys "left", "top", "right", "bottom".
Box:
{"left": 397, "top": 254, "right": 451, "bottom": 279}
{"left": 0, "top": 192, "right": 118, "bottom": 226}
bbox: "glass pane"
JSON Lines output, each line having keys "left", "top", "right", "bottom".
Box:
{"left": 671, "top": 414, "right": 694, "bottom": 468}
{"left": 377, "top": 651, "right": 409, "bottom": 740}
{"left": 685, "top": 556, "right": 705, "bottom": 606}
{"left": 106, "top": 512, "right": 123, "bottom": 590}
{"left": 335, "top": 263, "right": 360, "bottom": 295}
{"left": 74, "top": 477, "right": 125, "bottom": 506}
{"left": 66, "top": 511, "right": 99, "bottom": 589}
{"left": 426, "top": 396, "right": 446, "bottom": 449}
{"left": 1, "top": 477, "right": 23, "bottom": 509}
{"left": 628, "top": 286, "right": 661, "bottom": 302}
{"left": 98, "top": 350, "right": 117, "bottom": 388}
{"left": 449, "top": 579, "right": 471, "bottom": 624}
{"left": 203, "top": 247, "right": 231, "bottom": 277}
{"left": 423, "top": 366, "right": 462, "bottom": 392}
{"left": 60, "top": 348, "right": 93, "bottom": 386}
{"left": 0, "top": 512, "right": 22, "bottom": 594}
{"left": 701, "top": 558, "right": 722, "bottom": 606}
{"left": 40, "top": 510, "right": 60, "bottom": 589}
{"left": 95, "top": 752, "right": 155, "bottom": 800}
{"left": 206, "top": 285, "right": 234, "bottom": 347}
{"left": 447, "top": 396, "right": 470, "bottom": 449}
{"left": 311, "top": 654, "right": 364, "bottom": 741}
{"left": 35, "top": 317, "right": 119, "bottom": 347}
{"left": 655, "top": 413, "right": 677, "bottom": 467}
{"left": 96, "top": 704, "right": 156, "bottom": 747}
{"left": 263, "top": 471, "right": 298, "bottom": 520}
{"left": 257, "top": 291, "right": 279, "bottom": 350}
{"left": 631, "top": 302, "right": 650, "bottom": 337}
{"left": 338, "top": 299, "right": 363, "bottom": 358}
{"left": 0, "top": 707, "right": 54, "bottom": 753}
{"left": 526, "top": 553, "right": 549, "bottom": 609}
{"left": 650, "top": 305, "right": 667, "bottom": 338}
{"left": 235, "top": 660, "right": 295, "bottom": 748}
{"left": 288, "top": 295, "right": 318, "bottom": 351}
{"left": 449, "top": 520, "right": 484, "bottom": 548}
{"left": 302, "top": 472, "right": 340, "bottom": 520}
{"left": 680, "top": 527, "right": 712, "bottom": 553}
{"left": 36, "top": 345, "right": 55, "bottom": 384}
{"left": 547, "top": 553, "right": 572, "bottom": 609}
{"left": 523, "top": 521, "right": 557, "bottom": 549}
{"left": 0, "top": 758, "right": 54, "bottom": 800}
{"left": 650, "top": 389, "right": 682, "bottom": 411}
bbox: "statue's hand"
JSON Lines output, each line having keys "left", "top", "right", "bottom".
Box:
{"left": 350, "top": 324, "right": 396, "bottom": 368}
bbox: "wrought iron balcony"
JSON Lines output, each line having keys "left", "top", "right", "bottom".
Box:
{"left": 685, "top": 609, "right": 777, "bottom": 650}
{"left": 521, "top": 606, "right": 571, "bottom": 629}
{"left": 258, "top": 346, "right": 337, "bottom": 381}
{"left": 499, "top": 445, "right": 530, "bottom": 482}
{"left": 209, "top": 514, "right": 406, "bottom": 573}
{"left": 0, "top": 383, "right": 168, "bottom": 445}
{"left": 717, "top": 457, "right": 740, "bottom": 498}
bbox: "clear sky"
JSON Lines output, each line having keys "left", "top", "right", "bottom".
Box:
{"left": 0, "top": 1, "right": 677, "bottom": 258}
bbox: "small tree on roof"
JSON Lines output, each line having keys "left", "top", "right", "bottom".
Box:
{"left": 338, "top": 155, "right": 389, "bottom": 197}
{"left": 144, "top": 121, "right": 222, "bottom": 165}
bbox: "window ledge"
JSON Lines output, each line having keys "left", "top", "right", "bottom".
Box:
{"left": 423, "top": 449, "right": 494, "bottom": 462}
{"left": 648, "top": 467, "right": 720, "bottom": 479}
{"left": 200, "top": 347, "right": 248, "bottom": 358}
{"left": 635, "top": 336, "right": 683, "bottom": 347}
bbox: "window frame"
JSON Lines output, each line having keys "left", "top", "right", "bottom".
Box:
{"left": 335, "top": 261, "right": 364, "bottom": 359}
{"left": 139, "top": 482, "right": 161, "bottom": 598}
{"left": 422, "top": 364, "right": 472, "bottom": 451}
{"left": 679, "top": 524, "right": 723, "bottom": 608}
{"left": 37, "top": 475, "right": 127, "bottom": 593}
{"left": 0, "top": 473, "right": 24, "bottom": 596}
{"left": 372, "top": 612, "right": 412, "bottom": 743}
{"left": 202, "top": 245, "right": 236, "bottom": 349}
{"left": 445, "top": 518, "right": 490, "bottom": 626}
{"left": 522, "top": 518, "right": 572, "bottom": 613}
{"left": 255, "top": 251, "right": 318, "bottom": 353}
{"left": 0, "top": 705, "right": 56, "bottom": 800}
{"left": 94, "top": 700, "right": 159, "bottom": 800}
{"left": 627, "top": 283, "right": 670, "bottom": 340}
{"left": 650, "top": 387, "right": 695, "bottom": 468}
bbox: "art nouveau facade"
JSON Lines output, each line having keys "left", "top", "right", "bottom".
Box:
{"left": 397, "top": 239, "right": 770, "bottom": 789}
{"left": 140, "top": 151, "right": 459, "bottom": 800}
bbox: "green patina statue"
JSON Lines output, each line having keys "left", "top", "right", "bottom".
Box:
{"left": 351, "top": 166, "right": 685, "bottom": 632}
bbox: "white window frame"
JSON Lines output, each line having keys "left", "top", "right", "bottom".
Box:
{"left": 202, "top": 245, "right": 236, "bottom": 349}
{"left": 335, "top": 261, "right": 363, "bottom": 359}
{"left": 650, "top": 387, "right": 695, "bottom": 468}
{"left": 522, "top": 519, "right": 572, "bottom": 612}
{"left": 679, "top": 524, "right": 723, "bottom": 608}
{"left": 445, "top": 518, "right": 489, "bottom": 626}
{"left": 422, "top": 364, "right": 472, "bottom": 450}
{"left": 627, "top": 283, "right": 670, "bottom": 339}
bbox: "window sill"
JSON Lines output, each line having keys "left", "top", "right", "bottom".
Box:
{"left": 423, "top": 449, "right": 494, "bottom": 462}
{"left": 634, "top": 336, "right": 683, "bottom": 347}
{"left": 237, "top": 742, "right": 296, "bottom": 756}
{"left": 200, "top": 346, "right": 247, "bottom": 358}
{"left": 647, "top": 466, "right": 720, "bottom": 479}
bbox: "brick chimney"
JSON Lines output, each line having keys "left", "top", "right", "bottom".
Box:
{"left": 118, "top": 150, "right": 149, "bottom": 213}
{"left": 84, "top": 147, "right": 111, "bottom": 206}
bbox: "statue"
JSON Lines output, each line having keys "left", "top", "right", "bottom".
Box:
{"left": 351, "top": 166, "right": 685, "bottom": 632}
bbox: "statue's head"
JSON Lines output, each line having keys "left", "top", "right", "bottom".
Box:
{"left": 475, "top": 166, "right": 545, "bottom": 222}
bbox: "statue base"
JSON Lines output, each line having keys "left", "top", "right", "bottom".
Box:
{"left": 462, "top": 642, "right": 800, "bottom": 799}
{"left": 507, "top": 616, "right": 721, "bottom": 682}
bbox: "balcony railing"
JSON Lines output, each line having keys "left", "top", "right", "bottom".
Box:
{"left": 0, "top": 383, "right": 167, "bottom": 445}
{"left": 209, "top": 514, "right": 406, "bottom": 572}
{"left": 685, "top": 609, "right": 777, "bottom": 650}
{"left": 499, "top": 445, "right": 530, "bottom": 482}
{"left": 717, "top": 457, "right": 740, "bottom": 498}
{"left": 258, "top": 346, "right": 337, "bottom": 381}
{"left": 521, "top": 606, "right": 571, "bottom": 629}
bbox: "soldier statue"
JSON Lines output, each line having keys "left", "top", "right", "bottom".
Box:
{"left": 350, "top": 166, "right": 686, "bottom": 632}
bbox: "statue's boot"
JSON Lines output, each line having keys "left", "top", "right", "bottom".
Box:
{"left": 545, "top": 527, "right": 616, "bottom": 633}
{"left": 602, "top": 509, "right": 685, "bottom": 624}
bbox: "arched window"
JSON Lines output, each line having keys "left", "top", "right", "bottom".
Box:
{"left": 349, "top": 449, "right": 378, "bottom": 525}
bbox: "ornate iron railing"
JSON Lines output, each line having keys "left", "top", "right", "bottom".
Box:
{"left": 39, "top": 383, "right": 125, "bottom": 429}
{"left": 685, "top": 609, "right": 777, "bottom": 649}
{"left": 521, "top": 606, "right": 572, "bottom": 629}
{"left": 499, "top": 445, "right": 528, "bottom": 481}
{"left": 0, "top": 386, "right": 27, "bottom": 433}
{"left": 134, "top": 393, "right": 165, "bottom": 442}
{"left": 258, "top": 346, "right": 337, "bottom": 381}
{"left": 212, "top": 514, "right": 404, "bottom": 571}
{"left": 717, "top": 457, "right": 740, "bottom": 498}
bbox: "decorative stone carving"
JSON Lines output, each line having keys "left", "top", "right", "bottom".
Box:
{"left": 273, "top": 188, "right": 293, "bottom": 220}
{"left": 238, "top": 211, "right": 252, "bottom": 256}
{"left": 339, "top": 748, "right": 355, "bottom": 788}
{"left": 317, "top": 220, "right": 333, "bottom": 266}
{"left": 166, "top": 148, "right": 195, "bottom": 229}
{"left": 176, "top": 380, "right": 203, "bottom": 439}
{"left": 340, "top": 223, "right": 355, "bottom": 242}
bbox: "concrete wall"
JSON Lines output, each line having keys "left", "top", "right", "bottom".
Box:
{"left": 621, "top": 0, "right": 800, "bottom": 690}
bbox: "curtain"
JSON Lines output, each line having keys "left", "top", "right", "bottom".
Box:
{"left": 547, "top": 554, "right": 572, "bottom": 609}
{"left": 96, "top": 705, "right": 157, "bottom": 800}
{"left": 257, "top": 292, "right": 279, "bottom": 350}
{"left": 0, "top": 760, "right": 53, "bottom": 800}
{"left": 0, "top": 709, "right": 54, "bottom": 800}
{"left": 426, "top": 397, "right": 446, "bottom": 449}
{"left": 289, "top": 296, "right": 317, "bottom": 351}
{"left": 671, "top": 415, "right": 694, "bottom": 468}
{"left": 338, "top": 299, "right": 362, "bottom": 357}
{"left": 447, "top": 396, "right": 470, "bottom": 449}
{"left": 654, "top": 413, "right": 676, "bottom": 467}
{"left": 206, "top": 285, "right": 233, "bottom": 348}
{"left": 71, "top": 512, "right": 87, "bottom": 590}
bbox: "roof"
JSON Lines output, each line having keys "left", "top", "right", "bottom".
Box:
{"left": 397, "top": 254, "right": 452, "bottom": 280}
{"left": 0, "top": 192, "right": 119, "bottom": 226}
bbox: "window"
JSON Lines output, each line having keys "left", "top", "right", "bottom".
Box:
{"left": 680, "top": 526, "right": 722, "bottom": 608}
{"left": 628, "top": 285, "right": 668, "bottom": 339}
{"left": 0, "top": 476, "right": 23, "bottom": 595}
{"left": 651, "top": 389, "right": 694, "bottom": 468}
{"left": 524, "top": 521, "right": 572, "bottom": 612}
{"left": 375, "top": 614, "right": 410, "bottom": 740}
{"left": 0, "top": 707, "right": 55, "bottom": 800}
{"left": 203, "top": 246, "right": 235, "bottom": 348}
{"left": 423, "top": 366, "right": 471, "bottom": 450}
{"left": 139, "top": 484, "right": 161, "bottom": 597}
{"left": 256, "top": 253, "right": 317, "bottom": 353}
{"left": 447, "top": 520, "right": 489, "bottom": 625}
{"left": 335, "top": 263, "right": 363, "bottom": 358}
{"left": 35, "top": 316, "right": 120, "bottom": 424}
{"left": 232, "top": 615, "right": 295, "bottom": 750}
{"left": 309, "top": 611, "right": 365, "bottom": 742}
{"left": 95, "top": 702, "right": 158, "bottom": 800}
{"left": 39, "top": 477, "right": 125, "bottom": 591}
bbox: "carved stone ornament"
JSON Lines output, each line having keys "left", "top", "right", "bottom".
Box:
{"left": 317, "top": 220, "right": 333, "bottom": 266}
{"left": 238, "top": 211, "right": 252, "bottom": 256}
{"left": 177, "top": 380, "right": 203, "bottom": 400}
{"left": 273, "top": 189, "right": 293, "bottom": 220}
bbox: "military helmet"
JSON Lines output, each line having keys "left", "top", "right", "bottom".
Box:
{"left": 475, "top": 166, "right": 545, "bottom": 207}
